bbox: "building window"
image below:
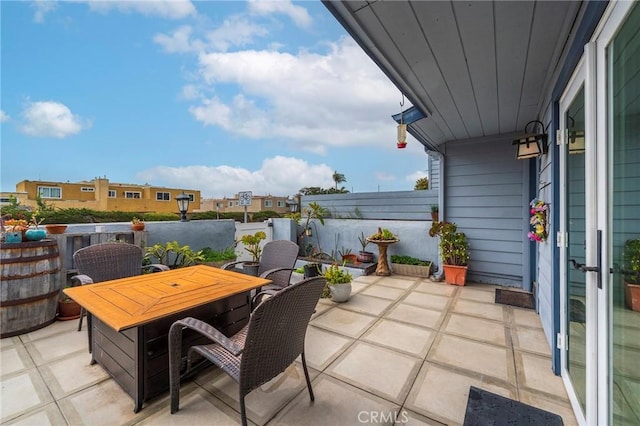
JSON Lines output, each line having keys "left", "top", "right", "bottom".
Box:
{"left": 80, "top": 187, "right": 95, "bottom": 192}
{"left": 264, "top": 200, "right": 273, "bottom": 208}
{"left": 277, "top": 200, "right": 285, "bottom": 207}
{"left": 187, "top": 193, "right": 195, "bottom": 202}
{"left": 108, "top": 190, "right": 116, "bottom": 198}
{"left": 38, "top": 186, "right": 62, "bottom": 199}
{"left": 124, "top": 191, "right": 141, "bottom": 199}
{"left": 0, "top": 198, "right": 10, "bottom": 203}
{"left": 156, "top": 192, "right": 171, "bottom": 201}
{"left": 228, "top": 201, "right": 234, "bottom": 207}
{"left": 216, "top": 202, "right": 223, "bottom": 208}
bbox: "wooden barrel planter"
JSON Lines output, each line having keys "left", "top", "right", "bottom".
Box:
{"left": 1, "top": 239, "right": 62, "bottom": 338}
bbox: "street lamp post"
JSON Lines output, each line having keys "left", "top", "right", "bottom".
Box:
{"left": 176, "top": 193, "right": 190, "bottom": 222}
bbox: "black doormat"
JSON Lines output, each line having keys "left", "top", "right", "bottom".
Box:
{"left": 495, "top": 289, "right": 535, "bottom": 310}
{"left": 463, "top": 386, "right": 564, "bottom": 426}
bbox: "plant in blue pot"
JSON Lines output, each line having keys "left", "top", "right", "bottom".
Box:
{"left": 25, "top": 211, "right": 47, "bottom": 241}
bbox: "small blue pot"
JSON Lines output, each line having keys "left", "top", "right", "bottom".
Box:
{"left": 25, "top": 229, "right": 47, "bottom": 241}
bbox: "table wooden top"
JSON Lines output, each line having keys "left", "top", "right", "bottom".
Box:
{"left": 64, "top": 265, "right": 271, "bottom": 331}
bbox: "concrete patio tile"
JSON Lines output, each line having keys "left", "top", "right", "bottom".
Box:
{"left": 0, "top": 336, "right": 22, "bottom": 350}
{"left": 385, "top": 303, "right": 444, "bottom": 330}
{"left": 203, "top": 363, "right": 312, "bottom": 426}
{"left": 23, "top": 327, "right": 87, "bottom": 366}
{"left": 19, "top": 319, "right": 80, "bottom": 343}
{"left": 38, "top": 351, "right": 110, "bottom": 399}
{"left": 401, "top": 409, "right": 448, "bottom": 425}
{"left": 133, "top": 383, "right": 241, "bottom": 426}
{"left": 57, "top": 379, "right": 145, "bottom": 425}
{"left": 337, "top": 294, "right": 396, "bottom": 316}
{"left": 428, "top": 334, "right": 514, "bottom": 384}
{"left": 452, "top": 299, "right": 506, "bottom": 322}
{"left": 374, "top": 276, "right": 417, "bottom": 290}
{"left": 0, "top": 369, "right": 54, "bottom": 423}
{"left": 304, "top": 326, "right": 354, "bottom": 371}
{"left": 4, "top": 403, "right": 68, "bottom": 426}
{"left": 516, "top": 351, "right": 569, "bottom": 400}
{"left": 270, "top": 374, "right": 401, "bottom": 426}
{"left": 1, "top": 344, "right": 34, "bottom": 377}
{"left": 325, "top": 341, "right": 421, "bottom": 404}
{"left": 519, "top": 390, "right": 578, "bottom": 426}
{"left": 443, "top": 313, "right": 507, "bottom": 347}
{"left": 402, "top": 292, "right": 450, "bottom": 311}
{"left": 458, "top": 287, "right": 495, "bottom": 303}
{"left": 311, "top": 301, "right": 332, "bottom": 319}
{"left": 405, "top": 363, "right": 515, "bottom": 425}
{"left": 310, "top": 308, "right": 377, "bottom": 339}
{"left": 360, "top": 284, "right": 406, "bottom": 300}
{"left": 354, "top": 275, "right": 381, "bottom": 284}
{"left": 413, "top": 281, "right": 457, "bottom": 297}
{"left": 350, "top": 280, "right": 370, "bottom": 295}
{"left": 361, "top": 319, "right": 435, "bottom": 358}
{"left": 512, "top": 326, "right": 552, "bottom": 356}
{"left": 512, "top": 308, "right": 544, "bottom": 329}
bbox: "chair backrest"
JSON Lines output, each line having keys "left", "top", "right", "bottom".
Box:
{"left": 239, "top": 276, "right": 326, "bottom": 396}
{"left": 257, "top": 240, "right": 299, "bottom": 288}
{"left": 73, "top": 242, "right": 144, "bottom": 283}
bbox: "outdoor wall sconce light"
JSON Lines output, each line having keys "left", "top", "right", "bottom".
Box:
{"left": 397, "top": 94, "right": 407, "bottom": 149}
{"left": 568, "top": 117, "right": 585, "bottom": 154}
{"left": 305, "top": 228, "right": 313, "bottom": 237}
{"left": 512, "top": 120, "right": 548, "bottom": 160}
{"left": 175, "top": 193, "right": 190, "bottom": 222}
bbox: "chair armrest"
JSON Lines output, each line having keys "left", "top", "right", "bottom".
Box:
{"left": 143, "top": 263, "right": 170, "bottom": 273}
{"left": 221, "top": 260, "right": 243, "bottom": 270}
{"left": 252, "top": 289, "right": 279, "bottom": 307}
{"left": 170, "top": 317, "right": 243, "bottom": 356}
{"left": 260, "top": 267, "right": 296, "bottom": 279}
{"left": 70, "top": 274, "right": 94, "bottom": 286}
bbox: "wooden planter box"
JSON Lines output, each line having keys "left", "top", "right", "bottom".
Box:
{"left": 390, "top": 262, "right": 432, "bottom": 278}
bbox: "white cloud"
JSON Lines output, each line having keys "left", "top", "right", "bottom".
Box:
{"left": 31, "top": 1, "right": 57, "bottom": 23}
{"left": 189, "top": 37, "right": 400, "bottom": 153}
{"left": 406, "top": 170, "right": 427, "bottom": 183}
{"left": 136, "top": 156, "right": 334, "bottom": 198}
{"left": 87, "top": 0, "right": 196, "bottom": 19}
{"left": 248, "top": 0, "right": 312, "bottom": 29}
{"left": 19, "top": 101, "right": 88, "bottom": 138}
{"left": 0, "top": 110, "right": 9, "bottom": 122}
{"left": 375, "top": 172, "right": 396, "bottom": 181}
{"left": 154, "top": 16, "right": 268, "bottom": 54}
{"left": 180, "top": 84, "right": 200, "bottom": 100}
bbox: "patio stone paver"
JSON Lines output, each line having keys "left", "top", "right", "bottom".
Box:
{"left": 361, "top": 318, "right": 435, "bottom": 358}
{"left": 325, "top": 341, "right": 422, "bottom": 404}
{"left": 385, "top": 303, "right": 444, "bottom": 330}
{"left": 443, "top": 313, "right": 507, "bottom": 346}
{"left": 0, "top": 278, "right": 577, "bottom": 425}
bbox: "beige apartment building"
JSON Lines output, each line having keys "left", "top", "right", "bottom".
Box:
{"left": 199, "top": 194, "right": 292, "bottom": 215}
{"left": 13, "top": 178, "right": 200, "bottom": 214}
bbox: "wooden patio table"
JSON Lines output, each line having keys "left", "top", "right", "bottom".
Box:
{"left": 64, "top": 265, "right": 271, "bottom": 412}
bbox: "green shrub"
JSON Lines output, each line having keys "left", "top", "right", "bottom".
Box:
{"left": 200, "top": 246, "right": 237, "bottom": 262}
{"left": 142, "top": 212, "right": 180, "bottom": 221}
{"left": 252, "top": 210, "right": 282, "bottom": 221}
{"left": 390, "top": 255, "right": 431, "bottom": 266}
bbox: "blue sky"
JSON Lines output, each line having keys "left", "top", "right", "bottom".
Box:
{"left": 1, "top": 0, "right": 427, "bottom": 198}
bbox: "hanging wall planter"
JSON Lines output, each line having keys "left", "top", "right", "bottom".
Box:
{"left": 528, "top": 199, "right": 548, "bottom": 242}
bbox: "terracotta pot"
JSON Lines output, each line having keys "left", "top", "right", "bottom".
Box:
{"left": 45, "top": 225, "right": 67, "bottom": 234}
{"left": 443, "top": 264, "right": 468, "bottom": 286}
{"left": 341, "top": 254, "right": 358, "bottom": 264}
{"left": 625, "top": 281, "right": 640, "bottom": 311}
{"left": 431, "top": 212, "right": 439, "bottom": 222}
{"left": 58, "top": 299, "right": 81, "bottom": 320}
{"left": 131, "top": 223, "right": 145, "bottom": 231}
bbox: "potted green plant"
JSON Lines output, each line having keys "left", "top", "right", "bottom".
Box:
{"left": 623, "top": 238, "right": 640, "bottom": 311}
{"left": 390, "top": 255, "right": 432, "bottom": 278}
{"left": 144, "top": 241, "right": 205, "bottom": 269}
{"left": 131, "top": 217, "right": 145, "bottom": 231}
{"left": 323, "top": 263, "right": 353, "bottom": 302}
{"left": 238, "top": 231, "right": 267, "bottom": 276}
{"left": 430, "top": 205, "right": 439, "bottom": 222}
{"left": 429, "top": 221, "right": 470, "bottom": 285}
{"left": 357, "top": 232, "right": 374, "bottom": 263}
{"left": 199, "top": 246, "right": 238, "bottom": 268}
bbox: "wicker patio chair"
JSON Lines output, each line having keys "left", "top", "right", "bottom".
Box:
{"left": 223, "top": 239, "right": 299, "bottom": 306}
{"left": 71, "top": 242, "right": 169, "bottom": 352}
{"left": 168, "top": 276, "right": 325, "bottom": 426}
